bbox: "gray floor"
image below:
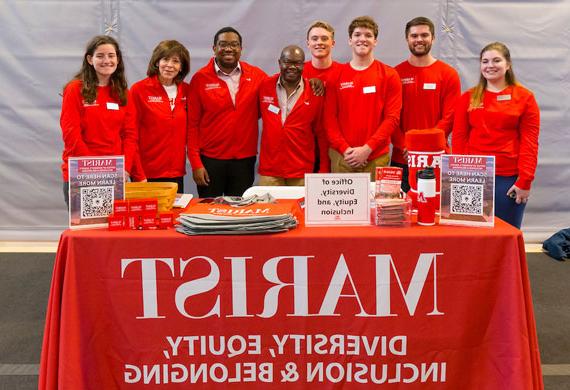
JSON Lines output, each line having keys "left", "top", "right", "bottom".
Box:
{"left": 0, "top": 252, "right": 568, "bottom": 389}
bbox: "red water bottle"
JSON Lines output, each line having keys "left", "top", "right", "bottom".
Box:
{"left": 417, "top": 167, "right": 436, "bottom": 226}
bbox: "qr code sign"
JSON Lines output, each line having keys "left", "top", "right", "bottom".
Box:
{"left": 80, "top": 186, "right": 114, "bottom": 219}
{"left": 450, "top": 183, "right": 483, "bottom": 216}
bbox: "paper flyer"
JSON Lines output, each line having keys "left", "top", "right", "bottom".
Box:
{"left": 68, "top": 155, "right": 125, "bottom": 229}
{"left": 439, "top": 154, "right": 495, "bottom": 227}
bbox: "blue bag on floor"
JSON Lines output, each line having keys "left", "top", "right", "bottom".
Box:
{"left": 542, "top": 228, "right": 570, "bottom": 261}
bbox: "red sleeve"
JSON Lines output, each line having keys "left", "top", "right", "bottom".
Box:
{"left": 435, "top": 68, "right": 461, "bottom": 139}
{"left": 130, "top": 83, "right": 144, "bottom": 140}
{"left": 515, "top": 92, "right": 540, "bottom": 190}
{"left": 366, "top": 69, "right": 402, "bottom": 151}
{"left": 127, "top": 84, "right": 146, "bottom": 181}
{"left": 257, "top": 69, "right": 268, "bottom": 120}
{"left": 60, "top": 81, "right": 91, "bottom": 156}
{"left": 451, "top": 91, "right": 471, "bottom": 154}
{"left": 313, "top": 97, "right": 330, "bottom": 173}
{"left": 120, "top": 95, "right": 139, "bottom": 178}
{"left": 187, "top": 77, "right": 204, "bottom": 170}
{"left": 323, "top": 80, "right": 350, "bottom": 154}
{"left": 391, "top": 125, "right": 405, "bottom": 152}
{"left": 129, "top": 152, "right": 146, "bottom": 182}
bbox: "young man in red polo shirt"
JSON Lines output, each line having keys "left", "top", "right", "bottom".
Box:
{"left": 391, "top": 16, "right": 461, "bottom": 191}
{"left": 258, "top": 45, "right": 328, "bottom": 186}
{"left": 324, "top": 16, "right": 402, "bottom": 180}
{"left": 187, "top": 27, "right": 267, "bottom": 197}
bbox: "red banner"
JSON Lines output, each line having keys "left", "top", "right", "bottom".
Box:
{"left": 40, "top": 221, "right": 542, "bottom": 389}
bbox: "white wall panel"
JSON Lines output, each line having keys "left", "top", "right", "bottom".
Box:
{"left": 0, "top": 0, "right": 567, "bottom": 241}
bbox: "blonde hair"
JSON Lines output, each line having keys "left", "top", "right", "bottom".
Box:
{"left": 469, "top": 42, "right": 518, "bottom": 110}
{"left": 307, "top": 20, "right": 335, "bottom": 39}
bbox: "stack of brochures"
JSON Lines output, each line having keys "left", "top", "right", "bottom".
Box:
{"left": 375, "top": 198, "right": 412, "bottom": 226}
{"left": 176, "top": 198, "right": 299, "bottom": 235}
{"left": 373, "top": 166, "right": 411, "bottom": 226}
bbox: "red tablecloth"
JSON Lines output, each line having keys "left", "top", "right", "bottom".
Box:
{"left": 39, "top": 220, "right": 542, "bottom": 389}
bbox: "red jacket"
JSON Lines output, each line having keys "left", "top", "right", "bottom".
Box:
{"left": 258, "top": 75, "right": 327, "bottom": 178}
{"left": 187, "top": 58, "right": 267, "bottom": 169}
{"left": 452, "top": 85, "right": 540, "bottom": 190}
{"left": 324, "top": 60, "right": 402, "bottom": 160}
{"left": 60, "top": 79, "right": 137, "bottom": 181}
{"left": 392, "top": 60, "right": 461, "bottom": 164}
{"left": 130, "top": 76, "right": 188, "bottom": 179}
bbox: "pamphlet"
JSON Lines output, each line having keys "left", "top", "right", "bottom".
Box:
{"left": 375, "top": 167, "right": 403, "bottom": 199}
{"left": 439, "top": 154, "right": 495, "bottom": 227}
{"left": 68, "top": 156, "right": 125, "bottom": 229}
{"left": 173, "top": 193, "right": 194, "bottom": 208}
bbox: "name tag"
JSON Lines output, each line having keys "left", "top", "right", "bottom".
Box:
{"left": 497, "top": 94, "right": 511, "bottom": 101}
{"left": 106, "top": 102, "right": 119, "bottom": 110}
{"left": 268, "top": 104, "right": 280, "bottom": 114}
{"left": 423, "top": 83, "right": 436, "bottom": 90}
{"left": 363, "top": 86, "right": 376, "bottom": 94}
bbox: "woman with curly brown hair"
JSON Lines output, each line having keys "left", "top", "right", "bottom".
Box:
{"left": 60, "top": 35, "right": 139, "bottom": 204}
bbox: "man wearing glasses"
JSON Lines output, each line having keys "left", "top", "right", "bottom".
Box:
{"left": 187, "top": 27, "right": 267, "bottom": 197}
{"left": 257, "top": 45, "right": 328, "bottom": 186}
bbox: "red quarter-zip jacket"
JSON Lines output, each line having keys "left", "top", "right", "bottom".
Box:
{"left": 187, "top": 58, "right": 267, "bottom": 169}
{"left": 258, "top": 74, "right": 328, "bottom": 178}
{"left": 130, "top": 75, "right": 188, "bottom": 179}
{"left": 60, "top": 79, "right": 137, "bottom": 181}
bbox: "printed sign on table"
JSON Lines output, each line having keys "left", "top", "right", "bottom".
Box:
{"left": 439, "top": 154, "right": 495, "bottom": 227}
{"left": 304, "top": 173, "right": 371, "bottom": 225}
{"left": 68, "top": 155, "right": 125, "bottom": 229}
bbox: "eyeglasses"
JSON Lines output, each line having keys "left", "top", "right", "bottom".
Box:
{"left": 217, "top": 41, "right": 241, "bottom": 49}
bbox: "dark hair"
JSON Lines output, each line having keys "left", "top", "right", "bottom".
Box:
{"left": 348, "top": 16, "right": 378, "bottom": 39}
{"left": 66, "top": 35, "right": 128, "bottom": 105}
{"left": 306, "top": 20, "right": 335, "bottom": 40}
{"left": 405, "top": 16, "right": 435, "bottom": 38}
{"left": 146, "top": 40, "right": 190, "bottom": 82}
{"left": 470, "top": 42, "right": 518, "bottom": 110}
{"left": 213, "top": 27, "right": 242, "bottom": 46}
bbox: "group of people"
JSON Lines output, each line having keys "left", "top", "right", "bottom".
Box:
{"left": 60, "top": 16, "right": 540, "bottom": 229}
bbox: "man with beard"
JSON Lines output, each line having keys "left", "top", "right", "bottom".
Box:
{"left": 187, "top": 27, "right": 267, "bottom": 197}
{"left": 391, "top": 16, "right": 461, "bottom": 191}
{"left": 257, "top": 45, "right": 328, "bottom": 186}
{"left": 325, "top": 16, "right": 402, "bottom": 179}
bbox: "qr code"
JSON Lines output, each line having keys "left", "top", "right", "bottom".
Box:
{"left": 80, "top": 186, "right": 114, "bottom": 218}
{"left": 450, "top": 183, "right": 483, "bottom": 215}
